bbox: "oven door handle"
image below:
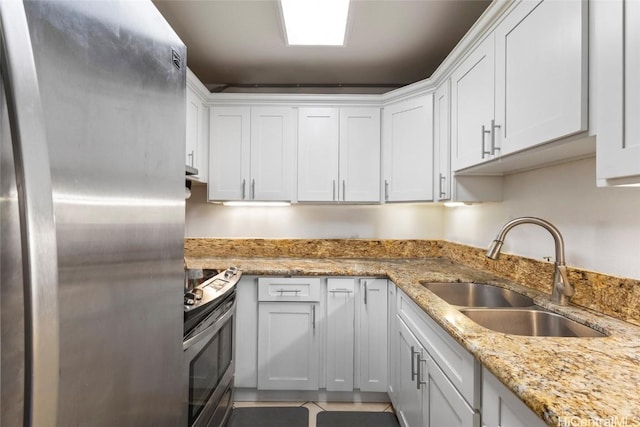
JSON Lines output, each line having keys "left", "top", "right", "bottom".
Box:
{"left": 183, "top": 301, "right": 235, "bottom": 351}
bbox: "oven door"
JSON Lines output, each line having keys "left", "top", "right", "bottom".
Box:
{"left": 183, "top": 297, "right": 235, "bottom": 427}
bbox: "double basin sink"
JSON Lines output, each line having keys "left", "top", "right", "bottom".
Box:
{"left": 421, "top": 282, "right": 606, "bottom": 338}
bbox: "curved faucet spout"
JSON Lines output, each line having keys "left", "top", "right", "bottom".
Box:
{"left": 485, "top": 217, "right": 573, "bottom": 305}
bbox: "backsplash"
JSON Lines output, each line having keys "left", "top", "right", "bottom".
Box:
{"left": 185, "top": 238, "right": 640, "bottom": 326}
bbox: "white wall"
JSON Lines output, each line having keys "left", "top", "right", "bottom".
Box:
{"left": 186, "top": 185, "right": 444, "bottom": 239}
{"left": 186, "top": 157, "right": 640, "bottom": 279}
{"left": 444, "top": 157, "right": 640, "bottom": 279}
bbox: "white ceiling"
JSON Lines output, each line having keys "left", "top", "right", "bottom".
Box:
{"left": 152, "top": 0, "right": 491, "bottom": 93}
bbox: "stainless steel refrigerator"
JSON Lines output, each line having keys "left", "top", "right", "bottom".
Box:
{"left": 1, "top": 1, "right": 185, "bottom": 425}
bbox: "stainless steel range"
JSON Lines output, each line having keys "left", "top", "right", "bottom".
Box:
{"left": 183, "top": 267, "right": 241, "bottom": 427}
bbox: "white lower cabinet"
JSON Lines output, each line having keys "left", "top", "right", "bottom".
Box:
{"left": 482, "top": 367, "right": 546, "bottom": 427}
{"left": 257, "top": 302, "right": 320, "bottom": 390}
{"left": 387, "top": 282, "right": 399, "bottom": 403}
{"left": 358, "top": 278, "right": 388, "bottom": 392}
{"left": 396, "top": 316, "right": 426, "bottom": 427}
{"left": 325, "top": 279, "right": 356, "bottom": 391}
{"left": 256, "top": 277, "right": 321, "bottom": 390}
{"left": 393, "top": 286, "right": 480, "bottom": 427}
{"left": 395, "top": 316, "right": 476, "bottom": 427}
{"left": 325, "top": 278, "right": 388, "bottom": 392}
{"left": 239, "top": 276, "right": 387, "bottom": 394}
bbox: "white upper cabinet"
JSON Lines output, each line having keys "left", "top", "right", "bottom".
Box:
{"left": 494, "top": 0, "right": 588, "bottom": 156}
{"left": 452, "top": 0, "right": 588, "bottom": 173}
{"left": 208, "top": 106, "right": 250, "bottom": 201}
{"left": 298, "top": 107, "right": 380, "bottom": 203}
{"left": 383, "top": 94, "right": 434, "bottom": 202}
{"left": 451, "top": 34, "right": 496, "bottom": 172}
{"left": 339, "top": 108, "right": 381, "bottom": 202}
{"left": 208, "top": 106, "right": 294, "bottom": 201}
{"left": 435, "top": 79, "right": 503, "bottom": 202}
{"left": 185, "top": 70, "right": 209, "bottom": 182}
{"left": 250, "top": 107, "right": 295, "bottom": 201}
{"left": 297, "top": 108, "right": 340, "bottom": 202}
{"left": 596, "top": 0, "right": 640, "bottom": 185}
{"left": 434, "top": 81, "right": 451, "bottom": 201}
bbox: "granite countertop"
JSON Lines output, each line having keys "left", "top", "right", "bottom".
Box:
{"left": 186, "top": 256, "right": 640, "bottom": 426}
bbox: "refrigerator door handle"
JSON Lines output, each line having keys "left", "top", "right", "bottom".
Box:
{"left": 0, "top": 2, "right": 60, "bottom": 426}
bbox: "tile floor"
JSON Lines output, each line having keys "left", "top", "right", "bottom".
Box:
{"left": 233, "top": 401, "right": 396, "bottom": 427}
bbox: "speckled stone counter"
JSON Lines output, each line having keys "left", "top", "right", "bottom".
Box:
{"left": 185, "top": 254, "right": 640, "bottom": 427}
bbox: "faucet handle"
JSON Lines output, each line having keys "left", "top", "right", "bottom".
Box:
{"left": 558, "top": 266, "right": 574, "bottom": 297}
{"left": 552, "top": 265, "right": 575, "bottom": 305}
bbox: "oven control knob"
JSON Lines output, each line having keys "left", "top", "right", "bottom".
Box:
{"left": 192, "top": 288, "right": 203, "bottom": 300}
{"left": 224, "top": 267, "right": 238, "bottom": 278}
{"left": 184, "top": 292, "right": 198, "bottom": 305}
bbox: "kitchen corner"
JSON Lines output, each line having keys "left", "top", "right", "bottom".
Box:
{"left": 186, "top": 238, "right": 640, "bottom": 426}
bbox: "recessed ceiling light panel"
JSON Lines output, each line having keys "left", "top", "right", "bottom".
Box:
{"left": 280, "top": 0, "right": 350, "bottom": 46}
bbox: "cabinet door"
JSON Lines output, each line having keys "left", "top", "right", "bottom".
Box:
{"left": 451, "top": 34, "right": 495, "bottom": 171}
{"left": 257, "top": 302, "right": 320, "bottom": 390}
{"left": 482, "top": 368, "right": 546, "bottom": 427}
{"left": 297, "top": 108, "right": 340, "bottom": 202}
{"left": 388, "top": 283, "right": 399, "bottom": 405}
{"left": 396, "top": 317, "right": 425, "bottom": 427}
{"left": 250, "top": 107, "right": 294, "bottom": 201}
{"left": 495, "top": 0, "right": 587, "bottom": 156}
{"left": 597, "top": 0, "right": 640, "bottom": 184}
{"left": 433, "top": 81, "right": 451, "bottom": 201}
{"left": 424, "top": 356, "right": 476, "bottom": 427}
{"left": 358, "top": 279, "right": 387, "bottom": 392}
{"left": 339, "top": 108, "right": 381, "bottom": 202}
{"left": 325, "top": 279, "right": 355, "bottom": 391}
{"left": 208, "top": 106, "right": 250, "bottom": 201}
{"left": 185, "top": 87, "right": 200, "bottom": 171}
{"left": 382, "top": 95, "right": 434, "bottom": 202}
{"left": 235, "top": 276, "right": 258, "bottom": 388}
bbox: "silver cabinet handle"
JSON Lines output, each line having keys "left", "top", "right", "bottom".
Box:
{"left": 277, "top": 288, "right": 301, "bottom": 295}
{"left": 384, "top": 180, "right": 389, "bottom": 201}
{"left": 242, "top": 179, "right": 246, "bottom": 200}
{"left": 0, "top": 2, "right": 60, "bottom": 425}
{"left": 411, "top": 346, "right": 419, "bottom": 381}
{"left": 363, "top": 280, "right": 368, "bottom": 305}
{"left": 187, "top": 150, "right": 194, "bottom": 167}
{"left": 491, "top": 119, "right": 501, "bottom": 155}
{"left": 312, "top": 305, "right": 316, "bottom": 330}
{"left": 342, "top": 180, "right": 346, "bottom": 201}
{"left": 416, "top": 353, "right": 427, "bottom": 390}
{"left": 329, "top": 288, "right": 353, "bottom": 294}
{"left": 481, "top": 125, "right": 491, "bottom": 159}
{"left": 251, "top": 179, "right": 255, "bottom": 199}
{"left": 332, "top": 179, "right": 336, "bottom": 201}
{"left": 438, "top": 173, "right": 447, "bottom": 198}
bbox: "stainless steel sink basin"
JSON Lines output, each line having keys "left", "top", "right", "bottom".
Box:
{"left": 459, "top": 308, "right": 607, "bottom": 337}
{"left": 420, "top": 282, "right": 534, "bottom": 308}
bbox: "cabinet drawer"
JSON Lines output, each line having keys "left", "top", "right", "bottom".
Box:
{"left": 397, "top": 289, "right": 479, "bottom": 409}
{"left": 258, "top": 277, "right": 321, "bottom": 302}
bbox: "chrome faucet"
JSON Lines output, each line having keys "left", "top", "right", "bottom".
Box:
{"left": 486, "top": 217, "right": 574, "bottom": 305}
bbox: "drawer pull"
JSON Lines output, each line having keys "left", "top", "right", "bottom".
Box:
{"left": 364, "top": 281, "right": 368, "bottom": 305}
{"left": 329, "top": 288, "right": 353, "bottom": 294}
{"left": 277, "top": 289, "right": 301, "bottom": 295}
{"left": 312, "top": 305, "right": 316, "bottom": 330}
{"left": 416, "top": 354, "right": 427, "bottom": 390}
{"left": 411, "top": 346, "right": 420, "bottom": 381}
